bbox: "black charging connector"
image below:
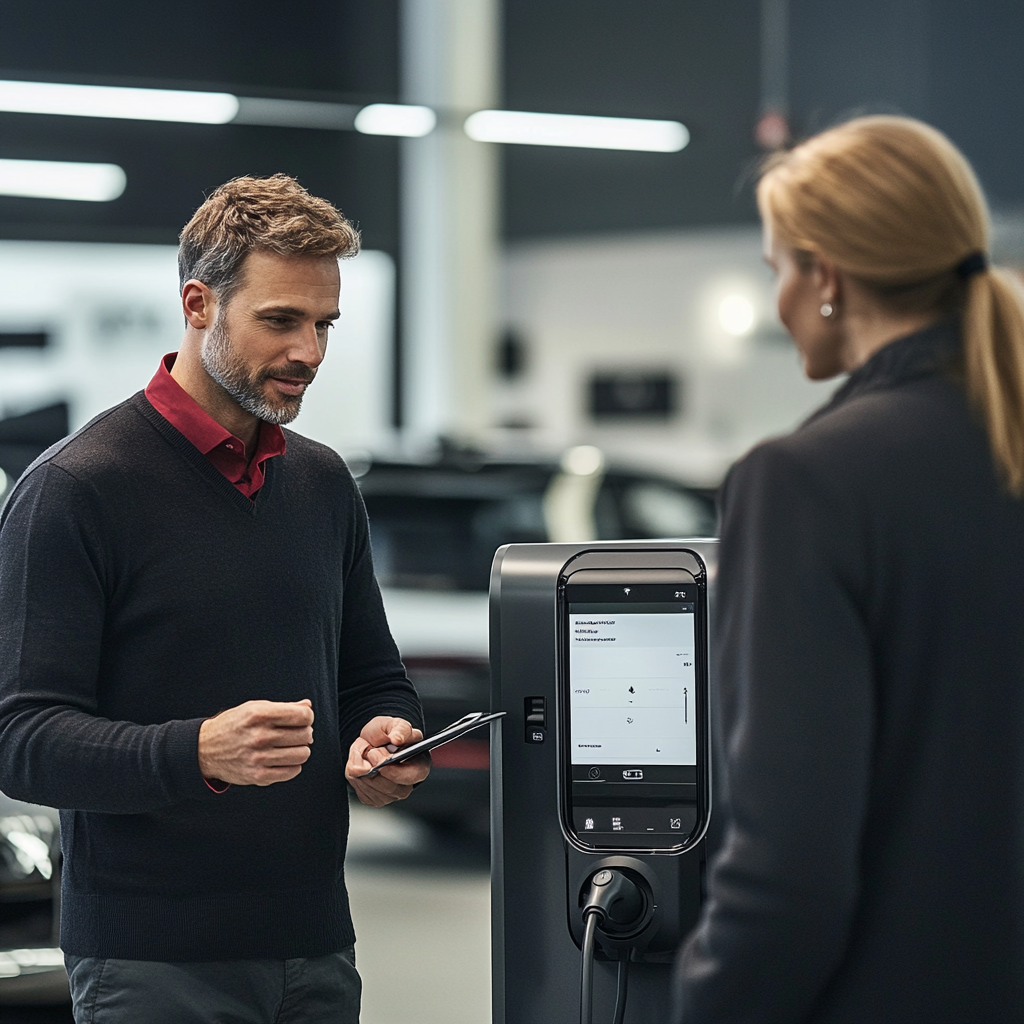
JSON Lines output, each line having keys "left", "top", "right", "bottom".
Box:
{"left": 579, "top": 868, "right": 646, "bottom": 1024}
{"left": 583, "top": 869, "right": 645, "bottom": 933}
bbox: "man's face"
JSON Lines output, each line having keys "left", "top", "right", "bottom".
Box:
{"left": 200, "top": 251, "right": 341, "bottom": 424}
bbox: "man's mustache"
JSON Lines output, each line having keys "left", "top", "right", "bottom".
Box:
{"left": 259, "top": 363, "right": 317, "bottom": 384}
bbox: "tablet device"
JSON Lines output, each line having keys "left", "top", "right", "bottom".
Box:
{"left": 362, "top": 711, "right": 506, "bottom": 777}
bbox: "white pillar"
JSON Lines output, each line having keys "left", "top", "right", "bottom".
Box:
{"left": 400, "top": 0, "right": 501, "bottom": 445}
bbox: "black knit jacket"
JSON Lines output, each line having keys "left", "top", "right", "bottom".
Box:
{"left": 0, "top": 392, "right": 423, "bottom": 961}
{"left": 674, "top": 320, "right": 1024, "bottom": 1023}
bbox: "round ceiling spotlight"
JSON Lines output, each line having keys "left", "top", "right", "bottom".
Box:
{"left": 717, "top": 294, "right": 757, "bottom": 337}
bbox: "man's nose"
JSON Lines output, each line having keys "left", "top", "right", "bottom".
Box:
{"left": 290, "top": 323, "right": 327, "bottom": 366}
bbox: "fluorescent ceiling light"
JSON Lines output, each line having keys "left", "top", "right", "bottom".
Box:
{"left": 354, "top": 104, "right": 436, "bottom": 138}
{"left": 0, "top": 159, "right": 127, "bottom": 202}
{"left": 0, "top": 79, "right": 238, "bottom": 124}
{"left": 464, "top": 110, "right": 689, "bottom": 152}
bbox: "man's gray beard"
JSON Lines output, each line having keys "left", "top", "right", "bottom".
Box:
{"left": 200, "top": 314, "right": 304, "bottom": 425}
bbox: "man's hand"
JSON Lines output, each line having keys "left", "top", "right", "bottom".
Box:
{"left": 198, "top": 699, "right": 314, "bottom": 786}
{"left": 346, "top": 716, "right": 431, "bottom": 807}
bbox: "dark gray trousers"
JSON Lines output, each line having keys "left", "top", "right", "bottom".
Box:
{"left": 65, "top": 948, "right": 360, "bottom": 1024}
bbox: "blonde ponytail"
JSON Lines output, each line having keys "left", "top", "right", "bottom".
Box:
{"left": 759, "top": 115, "right": 1024, "bottom": 496}
{"left": 963, "top": 269, "right": 1024, "bottom": 495}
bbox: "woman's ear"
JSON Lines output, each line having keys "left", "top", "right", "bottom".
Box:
{"left": 812, "top": 252, "right": 842, "bottom": 308}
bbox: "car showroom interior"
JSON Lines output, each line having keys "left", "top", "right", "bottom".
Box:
{"left": 2, "top": 2, "right": 1024, "bottom": 1023}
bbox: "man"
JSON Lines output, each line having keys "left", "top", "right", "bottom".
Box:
{"left": 0, "top": 174, "right": 429, "bottom": 1023}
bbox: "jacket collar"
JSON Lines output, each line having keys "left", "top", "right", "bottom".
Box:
{"left": 808, "top": 317, "right": 961, "bottom": 425}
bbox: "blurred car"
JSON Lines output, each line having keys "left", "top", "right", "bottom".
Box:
{"left": 0, "top": 792, "right": 67, "bottom": 1007}
{"left": 357, "top": 446, "right": 717, "bottom": 835}
{"left": 0, "top": 402, "right": 71, "bottom": 508}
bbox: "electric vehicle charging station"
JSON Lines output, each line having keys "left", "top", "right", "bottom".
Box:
{"left": 490, "top": 540, "right": 716, "bottom": 1024}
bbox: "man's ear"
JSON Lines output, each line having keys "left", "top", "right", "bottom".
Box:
{"left": 181, "top": 280, "right": 217, "bottom": 330}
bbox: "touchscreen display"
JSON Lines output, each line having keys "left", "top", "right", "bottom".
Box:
{"left": 564, "top": 581, "right": 700, "bottom": 849}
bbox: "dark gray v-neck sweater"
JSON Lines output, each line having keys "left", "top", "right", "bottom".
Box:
{"left": 0, "top": 392, "right": 423, "bottom": 961}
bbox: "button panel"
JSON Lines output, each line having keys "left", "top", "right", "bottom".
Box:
{"left": 524, "top": 696, "right": 546, "bottom": 743}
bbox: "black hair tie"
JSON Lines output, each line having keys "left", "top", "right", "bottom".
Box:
{"left": 955, "top": 251, "right": 988, "bottom": 279}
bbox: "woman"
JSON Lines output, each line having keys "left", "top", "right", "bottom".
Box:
{"left": 673, "top": 116, "right": 1024, "bottom": 1023}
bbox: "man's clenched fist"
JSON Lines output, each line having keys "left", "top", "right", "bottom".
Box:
{"left": 198, "top": 699, "right": 314, "bottom": 786}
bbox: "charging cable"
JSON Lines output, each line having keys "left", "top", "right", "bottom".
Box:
{"left": 579, "top": 868, "right": 645, "bottom": 1024}
{"left": 580, "top": 906, "right": 600, "bottom": 1024}
{"left": 612, "top": 956, "right": 629, "bottom": 1024}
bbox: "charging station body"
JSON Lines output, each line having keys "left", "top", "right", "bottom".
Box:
{"left": 490, "top": 540, "right": 717, "bottom": 1024}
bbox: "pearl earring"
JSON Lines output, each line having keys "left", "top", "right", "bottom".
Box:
{"left": 820, "top": 302, "right": 834, "bottom": 318}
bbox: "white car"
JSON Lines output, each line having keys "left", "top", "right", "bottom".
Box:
{"left": 0, "top": 792, "right": 67, "bottom": 1008}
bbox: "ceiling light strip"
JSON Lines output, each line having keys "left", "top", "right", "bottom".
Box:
{"left": 0, "top": 159, "right": 127, "bottom": 202}
{"left": 354, "top": 104, "right": 437, "bottom": 138}
{"left": 464, "top": 109, "right": 689, "bottom": 152}
{"left": 0, "top": 80, "right": 238, "bottom": 124}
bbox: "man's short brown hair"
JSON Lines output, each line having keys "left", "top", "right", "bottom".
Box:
{"left": 178, "top": 174, "right": 360, "bottom": 300}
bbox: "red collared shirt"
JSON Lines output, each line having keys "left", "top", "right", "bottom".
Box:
{"left": 145, "top": 353, "right": 286, "bottom": 499}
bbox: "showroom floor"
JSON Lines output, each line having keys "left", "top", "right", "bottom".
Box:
{"left": 346, "top": 805, "right": 491, "bottom": 1024}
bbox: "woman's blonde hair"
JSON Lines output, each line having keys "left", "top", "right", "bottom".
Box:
{"left": 758, "top": 115, "right": 1024, "bottom": 496}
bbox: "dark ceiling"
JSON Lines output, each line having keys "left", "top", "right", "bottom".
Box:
{"left": 788, "top": 0, "right": 1024, "bottom": 208}
{"left": 0, "top": 0, "right": 1023, "bottom": 251}
{"left": 0, "top": 0, "right": 402, "bottom": 251}
{"left": 502, "top": 0, "right": 761, "bottom": 236}
{"left": 0, "top": 0, "right": 399, "bottom": 95}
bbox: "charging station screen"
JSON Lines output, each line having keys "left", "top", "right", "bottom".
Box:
{"left": 565, "top": 582, "right": 699, "bottom": 847}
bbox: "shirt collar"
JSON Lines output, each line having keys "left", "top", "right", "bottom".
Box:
{"left": 144, "top": 353, "right": 287, "bottom": 463}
